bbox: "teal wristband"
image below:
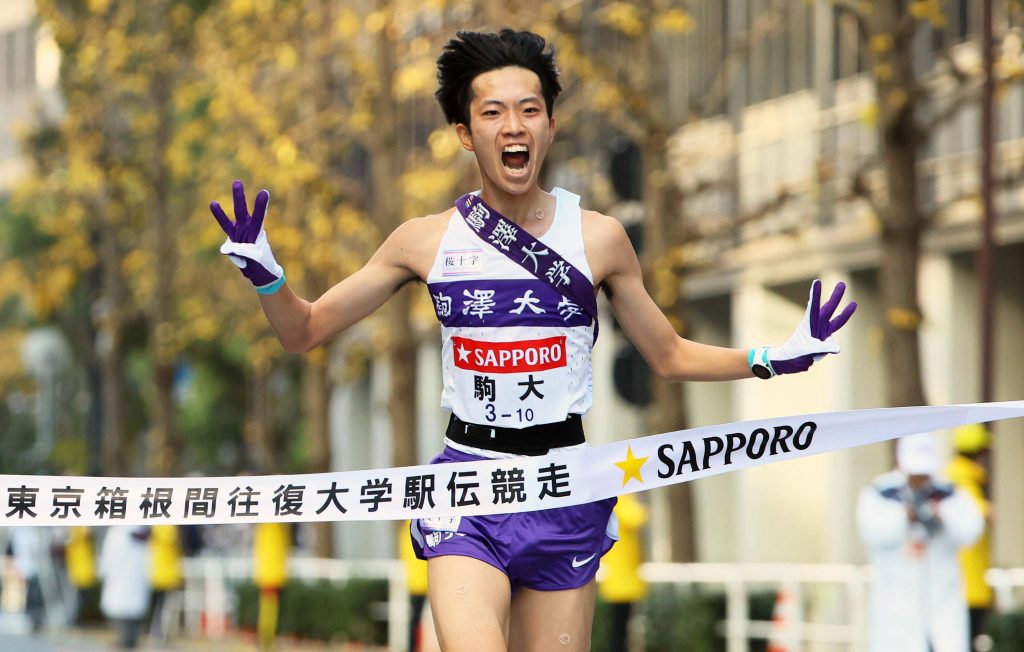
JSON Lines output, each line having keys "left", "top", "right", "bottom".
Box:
{"left": 748, "top": 346, "right": 775, "bottom": 380}
{"left": 255, "top": 274, "right": 286, "bottom": 295}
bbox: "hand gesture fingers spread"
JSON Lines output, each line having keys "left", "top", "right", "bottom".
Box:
{"left": 808, "top": 279, "right": 822, "bottom": 339}
{"left": 251, "top": 189, "right": 271, "bottom": 234}
{"left": 210, "top": 181, "right": 270, "bottom": 244}
{"left": 209, "top": 201, "right": 234, "bottom": 237}
{"left": 828, "top": 301, "right": 858, "bottom": 335}
{"left": 807, "top": 280, "right": 858, "bottom": 340}
{"left": 231, "top": 180, "right": 250, "bottom": 228}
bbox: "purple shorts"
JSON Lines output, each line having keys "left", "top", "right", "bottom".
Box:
{"left": 410, "top": 446, "right": 618, "bottom": 592}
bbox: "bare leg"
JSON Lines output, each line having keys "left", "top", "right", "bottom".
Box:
{"left": 508, "top": 580, "right": 597, "bottom": 652}
{"left": 428, "top": 556, "right": 511, "bottom": 652}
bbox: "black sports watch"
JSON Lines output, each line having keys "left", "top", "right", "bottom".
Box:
{"left": 748, "top": 347, "right": 776, "bottom": 380}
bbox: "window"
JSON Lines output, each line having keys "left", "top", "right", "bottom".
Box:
{"left": 832, "top": 7, "right": 866, "bottom": 81}
{"left": 1, "top": 25, "right": 37, "bottom": 95}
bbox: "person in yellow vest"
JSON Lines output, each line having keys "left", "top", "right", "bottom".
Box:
{"left": 148, "top": 525, "right": 184, "bottom": 643}
{"left": 400, "top": 522, "right": 430, "bottom": 651}
{"left": 65, "top": 526, "right": 98, "bottom": 626}
{"left": 253, "top": 522, "right": 291, "bottom": 650}
{"left": 946, "top": 424, "right": 994, "bottom": 650}
{"left": 598, "top": 493, "right": 649, "bottom": 652}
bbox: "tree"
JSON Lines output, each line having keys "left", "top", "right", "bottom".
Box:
{"left": 547, "top": 0, "right": 791, "bottom": 561}
{"left": 832, "top": 0, "right": 1023, "bottom": 406}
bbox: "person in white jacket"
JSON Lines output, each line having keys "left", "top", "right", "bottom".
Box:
{"left": 99, "top": 525, "right": 152, "bottom": 649}
{"left": 857, "top": 432, "right": 984, "bottom": 652}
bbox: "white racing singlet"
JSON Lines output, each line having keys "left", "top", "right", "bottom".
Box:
{"left": 425, "top": 188, "right": 597, "bottom": 429}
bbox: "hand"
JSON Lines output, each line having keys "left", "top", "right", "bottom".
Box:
{"left": 767, "top": 279, "right": 857, "bottom": 375}
{"left": 210, "top": 180, "right": 284, "bottom": 290}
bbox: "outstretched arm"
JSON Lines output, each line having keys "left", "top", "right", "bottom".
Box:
{"left": 211, "top": 181, "right": 420, "bottom": 353}
{"left": 593, "top": 213, "right": 855, "bottom": 382}
{"left": 599, "top": 224, "right": 747, "bottom": 381}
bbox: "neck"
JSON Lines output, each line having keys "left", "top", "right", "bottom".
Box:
{"left": 478, "top": 182, "right": 549, "bottom": 225}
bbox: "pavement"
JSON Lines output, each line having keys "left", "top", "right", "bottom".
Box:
{"left": 0, "top": 629, "right": 387, "bottom": 651}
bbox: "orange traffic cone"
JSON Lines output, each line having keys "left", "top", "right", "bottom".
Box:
{"left": 766, "top": 588, "right": 800, "bottom": 652}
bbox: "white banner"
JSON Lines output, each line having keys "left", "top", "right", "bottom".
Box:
{"left": 2, "top": 401, "right": 1022, "bottom": 526}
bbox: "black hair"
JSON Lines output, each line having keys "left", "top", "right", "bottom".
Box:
{"left": 435, "top": 28, "right": 561, "bottom": 126}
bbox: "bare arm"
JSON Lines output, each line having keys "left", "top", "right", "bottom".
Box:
{"left": 587, "top": 213, "right": 753, "bottom": 382}
{"left": 260, "top": 218, "right": 431, "bottom": 353}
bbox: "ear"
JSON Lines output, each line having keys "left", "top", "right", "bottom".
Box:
{"left": 456, "top": 123, "right": 474, "bottom": 152}
{"left": 547, "top": 117, "right": 556, "bottom": 145}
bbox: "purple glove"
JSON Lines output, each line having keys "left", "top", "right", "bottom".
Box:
{"left": 210, "top": 180, "right": 284, "bottom": 291}
{"left": 749, "top": 280, "right": 857, "bottom": 378}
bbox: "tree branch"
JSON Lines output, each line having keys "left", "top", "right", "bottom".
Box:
{"left": 925, "top": 165, "right": 1024, "bottom": 224}
{"left": 836, "top": 154, "right": 883, "bottom": 217}
{"left": 830, "top": 0, "right": 869, "bottom": 46}
{"left": 915, "top": 80, "right": 980, "bottom": 144}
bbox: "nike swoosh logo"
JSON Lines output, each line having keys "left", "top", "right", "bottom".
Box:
{"left": 571, "top": 554, "right": 596, "bottom": 568}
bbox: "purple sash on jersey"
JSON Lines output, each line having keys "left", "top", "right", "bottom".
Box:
{"left": 455, "top": 193, "right": 599, "bottom": 342}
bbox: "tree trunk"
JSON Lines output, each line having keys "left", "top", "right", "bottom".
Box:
{"left": 245, "top": 364, "right": 276, "bottom": 474}
{"left": 641, "top": 123, "right": 696, "bottom": 561}
{"left": 870, "top": 1, "right": 928, "bottom": 407}
{"left": 98, "top": 327, "right": 127, "bottom": 476}
{"left": 387, "top": 286, "right": 419, "bottom": 469}
{"left": 303, "top": 349, "right": 333, "bottom": 557}
{"left": 95, "top": 216, "right": 128, "bottom": 475}
{"left": 145, "top": 59, "right": 180, "bottom": 475}
{"left": 369, "top": 21, "right": 420, "bottom": 471}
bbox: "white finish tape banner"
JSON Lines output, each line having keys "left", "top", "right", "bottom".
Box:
{"left": 2, "top": 401, "right": 1022, "bottom": 526}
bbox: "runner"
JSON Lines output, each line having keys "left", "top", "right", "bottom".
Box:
{"left": 211, "top": 28, "right": 856, "bottom": 652}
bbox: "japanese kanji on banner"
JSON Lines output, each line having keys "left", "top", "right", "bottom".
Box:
{"left": 2, "top": 401, "right": 1023, "bottom": 526}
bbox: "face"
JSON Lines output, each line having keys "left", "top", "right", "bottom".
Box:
{"left": 456, "top": 66, "right": 555, "bottom": 196}
{"left": 907, "top": 474, "right": 931, "bottom": 490}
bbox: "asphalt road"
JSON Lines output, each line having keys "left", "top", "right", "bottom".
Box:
{"left": 0, "top": 632, "right": 111, "bottom": 651}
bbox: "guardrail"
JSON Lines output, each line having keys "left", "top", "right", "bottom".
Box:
{"left": 180, "top": 558, "right": 1024, "bottom": 652}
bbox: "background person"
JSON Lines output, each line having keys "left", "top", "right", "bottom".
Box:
{"left": 253, "top": 521, "right": 291, "bottom": 650}
{"left": 400, "top": 522, "right": 431, "bottom": 652}
{"left": 857, "top": 432, "right": 983, "bottom": 652}
{"left": 946, "top": 424, "right": 995, "bottom": 650}
{"left": 148, "top": 524, "right": 184, "bottom": 643}
{"left": 5, "top": 526, "right": 47, "bottom": 633}
{"left": 597, "top": 493, "right": 648, "bottom": 652}
{"left": 99, "top": 525, "right": 152, "bottom": 650}
{"left": 64, "top": 526, "right": 98, "bottom": 626}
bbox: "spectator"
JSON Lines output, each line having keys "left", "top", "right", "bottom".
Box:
{"left": 857, "top": 432, "right": 983, "bottom": 652}
{"left": 253, "top": 522, "right": 291, "bottom": 650}
{"left": 99, "top": 525, "right": 152, "bottom": 650}
{"left": 598, "top": 493, "right": 648, "bottom": 652}
{"left": 5, "top": 527, "right": 46, "bottom": 633}
{"left": 149, "top": 525, "right": 184, "bottom": 643}
{"left": 400, "top": 522, "right": 430, "bottom": 652}
{"left": 65, "top": 526, "right": 98, "bottom": 626}
{"left": 946, "top": 424, "right": 995, "bottom": 650}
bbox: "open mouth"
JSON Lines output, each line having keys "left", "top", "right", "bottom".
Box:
{"left": 501, "top": 144, "right": 530, "bottom": 171}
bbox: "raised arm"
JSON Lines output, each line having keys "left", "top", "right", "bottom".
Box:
{"left": 590, "top": 212, "right": 855, "bottom": 382}
{"left": 593, "top": 215, "right": 749, "bottom": 381}
{"left": 211, "top": 181, "right": 422, "bottom": 354}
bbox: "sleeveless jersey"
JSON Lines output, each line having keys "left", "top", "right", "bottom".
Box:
{"left": 425, "top": 188, "right": 597, "bottom": 429}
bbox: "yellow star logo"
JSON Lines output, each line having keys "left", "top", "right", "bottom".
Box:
{"left": 614, "top": 446, "right": 648, "bottom": 487}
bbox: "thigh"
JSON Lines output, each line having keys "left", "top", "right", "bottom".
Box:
{"left": 428, "top": 555, "right": 511, "bottom": 652}
{"left": 508, "top": 580, "right": 597, "bottom": 652}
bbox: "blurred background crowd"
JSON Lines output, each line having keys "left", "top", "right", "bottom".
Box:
{"left": 2, "top": 0, "right": 1024, "bottom": 649}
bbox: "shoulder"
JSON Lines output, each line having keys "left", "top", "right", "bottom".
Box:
{"left": 581, "top": 208, "right": 629, "bottom": 243}
{"left": 380, "top": 209, "right": 454, "bottom": 280}
{"left": 580, "top": 208, "right": 637, "bottom": 285}
{"left": 391, "top": 209, "right": 454, "bottom": 241}
{"left": 382, "top": 209, "right": 454, "bottom": 255}
{"left": 581, "top": 208, "right": 632, "bottom": 260}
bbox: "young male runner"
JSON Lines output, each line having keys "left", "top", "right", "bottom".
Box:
{"left": 211, "top": 29, "right": 856, "bottom": 652}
